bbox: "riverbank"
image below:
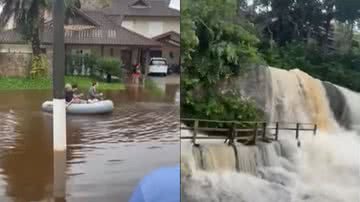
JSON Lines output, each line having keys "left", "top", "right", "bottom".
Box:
{"left": 0, "top": 76, "right": 125, "bottom": 91}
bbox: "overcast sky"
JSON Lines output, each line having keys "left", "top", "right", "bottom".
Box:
{"left": 169, "top": 0, "right": 180, "bottom": 10}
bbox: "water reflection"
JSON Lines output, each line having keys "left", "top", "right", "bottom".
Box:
{"left": 0, "top": 111, "right": 53, "bottom": 201}
{"left": 0, "top": 82, "right": 179, "bottom": 202}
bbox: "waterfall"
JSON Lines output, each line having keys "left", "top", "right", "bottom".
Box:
{"left": 181, "top": 66, "right": 360, "bottom": 202}
{"left": 269, "top": 67, "right": 337, "bottom": 131}
{"left": 236, "top": 144, "right": 257, "bottom": 175}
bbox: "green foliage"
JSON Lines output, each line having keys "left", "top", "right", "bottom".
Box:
{"left": 181, "top": 0, "right": 264, "bottom": 123}
{"left": 244, "top": 0, "right": 360, "bottom": 92}
{"left": 30, "top": 54, "right": 49, "bottom": 78}
{"left": 96, "top": 57, "right": 122, "bottom": 77}
{"left": 0, "top": 76, "right": 125, "bottom": 91}
{"left": 262, "top": 41, "right": 360, "bottom": 91}
{"left": 183, "top": 93, "right": 263, "bottom": 128}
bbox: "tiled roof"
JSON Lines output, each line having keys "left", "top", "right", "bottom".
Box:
{"left": 153, "top": 31, "right": 180, "bottom": 42}
{"left": 153, "top": 31, "right": 180, "bottom": 47}
{"left": 110, "top": 0, "right": 180, "bottom": 17}
{"left": 0, "top": 9, "right": 161, "bottom": 47}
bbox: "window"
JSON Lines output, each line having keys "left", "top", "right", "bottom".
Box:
{"left": 169, "top": 51, "right": 174, "bottom": 59}
{"left": 150, "top": 59, "right": 167, "bottom": 65}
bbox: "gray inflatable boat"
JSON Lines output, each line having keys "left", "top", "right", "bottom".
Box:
{"left": 42, "top": 100, "right": 114, "bottom": 114}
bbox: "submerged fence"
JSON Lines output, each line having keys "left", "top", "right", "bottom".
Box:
{"left": 181, "top": 118, "right": 317, "bottom": 145}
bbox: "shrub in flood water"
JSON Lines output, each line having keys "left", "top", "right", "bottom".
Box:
{"left": 30, "top": 54, "right": 49, "bottom": 78}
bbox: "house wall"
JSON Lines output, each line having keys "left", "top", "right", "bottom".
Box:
{"left": 80, "top": 0, "right": 111, "bottom": 9}
{"left": 121, "top": 16, "right": 180, "bottom": 38}
{"left": 0, "top": 44, "right": 32, "bottom": 77}
{"left": 161, "top": 45, "right": 180, "bottom": 66}
{"left": 0, "top": 44, "right": 32, "bottom": 53}
{"left": 0, "top": 53, "right": 32, "bottom": 77}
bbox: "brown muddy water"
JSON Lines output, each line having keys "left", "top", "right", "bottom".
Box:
{"left": 0, "top": 83, "right": 180, "bottom": 202}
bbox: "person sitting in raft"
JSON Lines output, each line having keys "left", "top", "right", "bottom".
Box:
{"left": 71, "top": 84, "right": 84, "bottom": 103}
{"left": 88, "top": 81, "right": 103, "bottom": 102}
{"left": 65, "top": 83, "right": 74, "bottom": 103}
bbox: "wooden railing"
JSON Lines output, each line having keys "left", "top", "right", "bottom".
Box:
{"left": 181, "top": 118, "right": 317, "bottom": 145}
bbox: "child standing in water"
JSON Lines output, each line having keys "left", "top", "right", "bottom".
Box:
{"left": 131, "top": 64, "right": 142, "bottom": 84}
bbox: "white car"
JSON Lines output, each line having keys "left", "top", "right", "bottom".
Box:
{"left": 148, "top": 57, "right": 168, "bottom": 76}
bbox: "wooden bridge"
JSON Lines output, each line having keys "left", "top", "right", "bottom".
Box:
{"left": 181, "top": 118, "right": 317, "bottom": 146}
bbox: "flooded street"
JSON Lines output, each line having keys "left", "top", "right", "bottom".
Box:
{"left": 0, "top": 79, "right": 180, "bottom": 202}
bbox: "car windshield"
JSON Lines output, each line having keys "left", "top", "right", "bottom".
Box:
{"left": 150, "top": 60, "right": 167, "bottom": 65}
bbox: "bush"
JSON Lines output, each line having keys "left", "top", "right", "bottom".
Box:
{"left": 182, "top": 88, "right": 263, "bottom": 128}
{"left": 83, "top": 54, "right": 97, "bottom": 76}
{"left": 30, "top": 54, "right": 49, "bottom": 78}
{"left": 96, "top": 57, "right": 122, "bottom": 82}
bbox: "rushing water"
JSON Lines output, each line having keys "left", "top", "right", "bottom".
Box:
{"left": 181, "top": 67, "right": 360, "bottom": 202}
{"left": 0, "top": 81, "right": 180, "bottom": 202}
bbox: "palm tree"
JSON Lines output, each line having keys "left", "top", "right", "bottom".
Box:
{"left": 0, "top": 0, "right": 81, "bottom": 56}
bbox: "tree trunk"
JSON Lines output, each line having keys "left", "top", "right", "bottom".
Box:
{"left": 31, "top": 28, "right": 41, "bottom": 56}
{"left": 322, "top": 16, "right": 332, "bottom": 54}
{"left": 348, "top": 22, "right": 354, "bottom": 54}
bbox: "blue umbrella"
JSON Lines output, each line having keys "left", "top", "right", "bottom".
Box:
{"left": 129, "top": 165, "right": 180, "bottom": 202}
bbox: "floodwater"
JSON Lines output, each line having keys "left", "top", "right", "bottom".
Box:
{"left": 0, "top": 80, "right": 180, "bottom": 202}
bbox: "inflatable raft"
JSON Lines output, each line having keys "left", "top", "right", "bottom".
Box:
{"left": 42, "top": 100, "right": 114, "bottom": 114}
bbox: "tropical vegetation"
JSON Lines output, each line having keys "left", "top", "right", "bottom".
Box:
{"left": 0, "top": 0, "right": 81, "bottom": 56}
{"left": 181, "top": 0, "right": 360, "bottom": 123}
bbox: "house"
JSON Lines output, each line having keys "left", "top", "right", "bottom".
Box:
{"left": 108, "top": 0, "right": 180, "bottom": 65}
{"left": 0, "top": 0, "right": 180, "bottom": 77}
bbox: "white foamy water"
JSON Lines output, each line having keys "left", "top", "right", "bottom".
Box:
{"left": 181, "top": 67, "right": 360, "bottom": 202}
{"left": 182, "top": 131, "right": 360, "bottom": 202}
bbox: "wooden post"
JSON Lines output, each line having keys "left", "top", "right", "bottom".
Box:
{"left": 296, "top": 123, "right": 300, "bottom": 139}
{"left": 262, "top": 122, "right": 267, "bottom": 140}
{"left": 229, "top": 122, "right": 236, "bottom": 145}
{"left": 275, "top": 122, "right": 279, "bottom": 141}
{"left": 313, "top": 124, "right": 317, "bottom": 136}
{"left": 192, "top": 120, "right": 199, "bottom": 145}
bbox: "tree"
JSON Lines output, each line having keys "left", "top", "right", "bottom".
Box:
{"left": 0, "top": 0, "right": 81, "bottom": 56}
{"left": 181, "top": 0, "right": 263, "bottom": 122}
{"left": 97, "top": 57, "right": 122, "bottom": 83}
{"left": 334, "top": 0, "right": 360, "bottom": 53}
